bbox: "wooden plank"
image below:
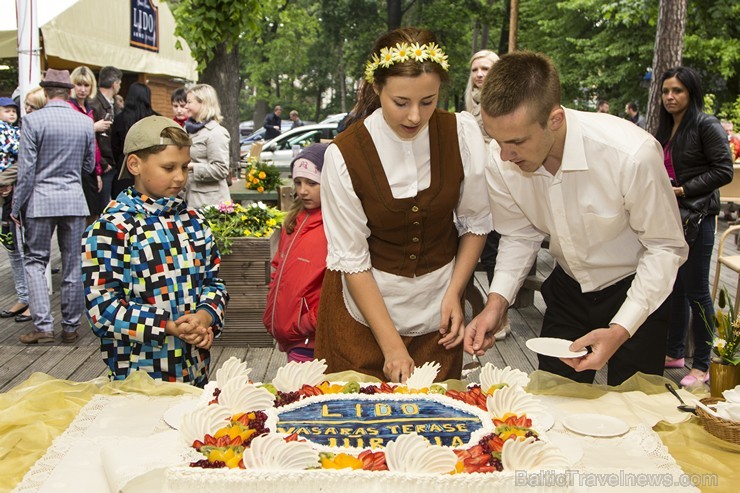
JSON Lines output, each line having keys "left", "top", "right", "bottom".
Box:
{"left": 245, "top": 347, "right": 276, "bottom": 382}
{"left": 44, "top": 346, "right": 101, "bottom": 381}
{"left": 66, "top": 349, "right": 108, "bottom": 382}
{"left": 264, "top": 349, "right": 288, "bottom": 383}
{"left": 0, "top": 346, "right": 71, "bottom": 392}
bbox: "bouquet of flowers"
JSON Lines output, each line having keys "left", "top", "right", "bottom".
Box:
{"left": 700, "top": 287, "right": 740, "bottom": 365}
{"left": 244, "top": 157, "right": 282, "bottom": 193}
{"left": 202, "top": 201, "right": 285, "bottom": 255}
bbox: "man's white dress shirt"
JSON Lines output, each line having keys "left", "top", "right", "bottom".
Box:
{"left": 487, "top": 108, "right": 688, "bottom": 336}
{"left": 321, "top": 109, "right": 492, "bottom": 336}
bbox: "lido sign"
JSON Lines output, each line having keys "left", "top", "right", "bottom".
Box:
{"left": 130, "top": 0, "right": 159, "bottom": 53}
{"left": 276, "top": 397, "right": 484, "bottom": 449}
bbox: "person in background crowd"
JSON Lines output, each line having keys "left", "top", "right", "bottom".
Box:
{"left": 184, "top": 84, "right": 231, "bottom": 209}
{"left": 12, "top": 69, "right": 95, "bottom": 344}
{"left": 171, "top": 87, "right": 188, "bottom": 127}
{"left": 264, "top": 144, "right": 329, "bottom": 363}
{"left": 110, "top": 82, "right": 157, "bottom": 198}
{"left": 264, "top": 105, "right": 282, "bottom": 140}
{"left": 657, "top": 67, "right": 733, "bottom": 388}
{"left": 89, "top": 66, "right": 123, "bottom": 210}
{"left": 24, "top": 87, "right": 46, "bottom": 115}
{"left": 466, "top": 51, "right": 688, "bottom": 386}
{"left": 464, "top": 49, "right": 510, "bottom": 341}
{"left": 114, "top": 94, "right": 124, "bottom": 111}
{"left": 289, "top": 109, "right": 304, "bottom": 129}
{"left": 68, "top": 66, "right": 104, "bottom": 226}
{"left": 316, "top": 28, "right": 492, "bottom": 383}
{"left": 0, "top": 96, "right": 31, "bottom": 324}
{"left": 596, "top": 99, "right": 610, "bottom": 113}
{"left": 82, "top": 116, "right": 228, "bottom": 386}
{"left": 721, "top": 120, "right": 740, "bottom": 162}
{"left": 625, "top": 101, "right": 646, "bottom": 129}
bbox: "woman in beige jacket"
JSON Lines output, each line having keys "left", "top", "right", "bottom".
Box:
{"left": 184, "top": 84, "right": 231, "bottom": 209}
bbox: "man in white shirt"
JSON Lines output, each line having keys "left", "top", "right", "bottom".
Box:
{"left": 463, "top": 51, "right": 688, "bottom": 385}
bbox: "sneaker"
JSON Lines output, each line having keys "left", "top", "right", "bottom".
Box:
{"left": 665, "top": 357, "right": 685, "bottom": 368}
{"left": 19, "top": 330, "right": 54, "bottom": 344}
{"left": 0, "top": 222, "right": 14, "bottom": 252}
{"left": 495, "top": 313, "right": 511, "bottom": 341}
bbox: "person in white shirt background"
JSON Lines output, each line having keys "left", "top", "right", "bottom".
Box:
{"left": 316, "top": 27, "right": 492, "bottom": 383}
{"left": 464, "top": 51, "right": 688, "bottom": 386}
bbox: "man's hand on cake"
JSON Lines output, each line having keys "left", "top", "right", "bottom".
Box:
{"left": 438, "top": 294, "right": 465, "bottom": 349}
{"left": 383, "top": 347, "right": 415, "bottom": 383}
{"left": 561, "top": 324, "right": 630, "bottom": 372}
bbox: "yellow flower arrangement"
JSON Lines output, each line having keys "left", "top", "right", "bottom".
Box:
{"left": 244, "top": 156, "right": 283, "bottom": 193}
{"left": 202, "top": 201, "right": 285, "bottom": 255}
{"left": 699, "top": 287, "right": 740, "bottom": 365}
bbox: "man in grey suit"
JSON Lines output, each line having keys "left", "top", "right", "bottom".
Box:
{"left": 12, "top": 69, "right": 95, "bottom": 344}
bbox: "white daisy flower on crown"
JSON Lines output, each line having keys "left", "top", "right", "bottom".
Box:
{"left": 409, "top": 42, "right": 428, "bottom": 62}
{"left": 379, "top": 47, "right": 394, "bottom": 68}
{"left": 426, "top": 42, "right": 443, "bottom": 63}
{"left": 392, "top": 42, "right": 411, "bottom": 63}
{"left": 439, "top": 53, "right": 450, "bottom": 71}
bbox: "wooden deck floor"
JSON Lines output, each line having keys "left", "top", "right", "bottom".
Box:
{"left": 2, "top": 216, "right": 739, "bottom": 392}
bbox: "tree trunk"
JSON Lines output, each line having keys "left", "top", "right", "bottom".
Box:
{"left": 508, "top": 0, "right": 519, "bottom": 53}
{"left": 472, "top": 23, "right": 479, "bottom": 53}
{"left": 646, "top": 0, "right": 687, "bottom": 135}
{"left": 338, "top": 43, "right": 347, "bottom": 113}
{"left": 387, "top": 0, "right": 403, "bottom": 30}
{"left": 199, "top": 42, "right": 241, "bottom": 172}
{"left": 253, "top": 99, "right": 268, "bottom": 134}
{"left": 499, "top": 0, "right": 510, "bottom": 55}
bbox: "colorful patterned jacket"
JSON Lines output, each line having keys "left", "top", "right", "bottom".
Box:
{"left": 82, "top": 188, "right": 228, "bottom": 386}
{"left": 0, "top": 120, "right": 19, "bottom": 174}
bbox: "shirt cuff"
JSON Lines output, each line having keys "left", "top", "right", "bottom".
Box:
{"left": 326, "top": 250, "right": 372, "bottom": 274}
{"left": 455, "top": 212, "right": 494, "bottom": 236}
{"left": 488, "top": 272, "right": 521, "bottom": 307}
{"left": 609, "top": 298, "right": 648, "bottom": 337}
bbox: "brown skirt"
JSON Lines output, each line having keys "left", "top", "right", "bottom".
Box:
{"left": 315, "top": 270, "right": 463, "bottom": 381}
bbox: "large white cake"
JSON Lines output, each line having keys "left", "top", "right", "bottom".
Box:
{"left": 165, "top": 359, "right": 572, "bottom": 493}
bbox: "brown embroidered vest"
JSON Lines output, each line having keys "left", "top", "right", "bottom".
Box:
{"left": 334, "top": 109, "right": 464, "bottom": 278}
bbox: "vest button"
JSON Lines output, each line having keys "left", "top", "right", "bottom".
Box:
{"left": 409, "top": 254, "right": 417, "bottom": 260}
{"left": 411, "top": 206, "right": 419, "bottom": 213}
{"left": 413, "top": 221, "right": 420, "bottom": 226}
{"left": 412, "top": 237, "right": 419, "bottom": 242}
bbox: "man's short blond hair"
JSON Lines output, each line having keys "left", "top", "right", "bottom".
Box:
{"left": 480, "top": 51, "right": 561, "bottom": 127}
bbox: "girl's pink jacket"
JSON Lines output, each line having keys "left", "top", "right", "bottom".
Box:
{"left": 263, "top": 208, "right": 327, "bottom": 354}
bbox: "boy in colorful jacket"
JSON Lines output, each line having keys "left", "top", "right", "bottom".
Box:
{"left": 82, "top": 116, "right": 228, "bottom": 387}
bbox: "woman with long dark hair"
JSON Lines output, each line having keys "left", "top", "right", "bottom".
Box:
{"left": 656, "top": 66, "right": 733, "bottom": 387}
{"left": 110, "top": 83, "right": 156, "bottom": 198}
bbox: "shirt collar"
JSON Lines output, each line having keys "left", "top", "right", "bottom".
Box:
{"left": 560, "top": 108, "right": 589, "bottom": 172}
{"left": 371, "top": 107, "right": 430, "bottom": 144}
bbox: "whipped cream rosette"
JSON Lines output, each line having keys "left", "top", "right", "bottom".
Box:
{"left": 180, "top": 404, "right": 233, "bottom": 446}
{"left": 242, "top": 434, "right": 320, "bottom": 470}
{"left": 405, "top": 362, "right": 441, "bottom": 391}
{"left": 272, "top": 359, "right": 328, "bottom": 393}
{"left": 479, "top": 363, "right": 530, "bottom": 393}
{"left": 502, "top": 436, "right": 570, "bottom": 471}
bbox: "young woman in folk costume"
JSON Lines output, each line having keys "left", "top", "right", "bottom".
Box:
{"left": 316, "top": 27, "right": 492, "bottom": 383}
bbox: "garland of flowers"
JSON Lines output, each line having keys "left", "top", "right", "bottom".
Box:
{"left": 364, "top": 42, "right": 449, "bottom": 84}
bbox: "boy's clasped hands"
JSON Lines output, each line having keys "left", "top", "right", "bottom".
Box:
{"left": 166, "top": 311, "right": 214, "bottom": 349}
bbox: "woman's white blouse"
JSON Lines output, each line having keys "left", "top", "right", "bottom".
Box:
{"left": 320, "top": 109, "right": 492, "bottom": 336}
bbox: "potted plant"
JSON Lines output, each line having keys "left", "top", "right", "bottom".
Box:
{"left": 201, "top": 201, "right": 285, "bottom": 347}
{"left": 243, "top": 157, "right": 283, "bottom": 193}
{"left": 699, "top": 287, "right": 740, "bottom": 396}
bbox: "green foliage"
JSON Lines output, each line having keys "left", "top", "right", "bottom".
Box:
{"left": 170, "top": 0, "right": 263, "bottom": 71}
{"left": 243, "top": 157, "right": 283, "bottom": 193}
{"left": 698, "top": 287, "right": 740, "bottom": 366}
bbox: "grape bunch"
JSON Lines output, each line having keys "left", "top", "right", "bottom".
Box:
{"left": 190, "top": 459, "right": 226, "bottom": 469}
{"left": 274, "top": 391, "right": 301, "bottom": 407}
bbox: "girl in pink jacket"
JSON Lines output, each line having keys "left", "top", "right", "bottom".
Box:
{"left": 263, "top": 144, "right": 329, "bottom": 362}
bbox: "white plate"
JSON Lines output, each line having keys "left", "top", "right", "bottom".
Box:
{"left": 722, "top": 386, "right": 740, "bottom": 404}
{"left": 525, "top": 337, "right": 587, "bottom": 359}
{"left": 163, "top": 398, "right": 200, "bottom": 430}
{"left": 561, "top": 413, "right": 630, "bottom": 438}
{"left": 545, "top": 433, "right": 584, "bottom": 465}
{"left": 530, "top": 411, "right": 555, "bottom": 432}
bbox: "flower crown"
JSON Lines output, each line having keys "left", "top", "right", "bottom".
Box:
{"left": 364, "top": 42, "right": 449, "bottom": 84}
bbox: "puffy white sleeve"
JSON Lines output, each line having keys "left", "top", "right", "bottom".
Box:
{"left": 455, "top": 112, "right": 494, "bottom": 236}
{"left": 320, "top": 143, "right": 373, "bottom": 273}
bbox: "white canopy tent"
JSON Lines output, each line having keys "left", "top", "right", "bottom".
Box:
{"left": 1, "top": 0, "right": 197, "bottom": 97}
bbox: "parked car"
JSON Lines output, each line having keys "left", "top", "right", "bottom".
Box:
{"left": 258, "top": 123, "right": 339, "bottom": 170}
{"left": 320, "top": 113, "right": 348, "bottom": 124}
{"left": 240, "top": 121, "right": 294, "bottom": 157}
{"left": 239, "top": 120, "right": 254, "bottom": 136}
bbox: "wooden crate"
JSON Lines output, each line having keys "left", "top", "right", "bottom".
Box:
{"left": 216, "top": 233, "right": 280, "bottom": 347}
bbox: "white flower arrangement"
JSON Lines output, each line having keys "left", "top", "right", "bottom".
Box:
{"left": 364, "top": 42, "right": 449, "bottom": 83}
